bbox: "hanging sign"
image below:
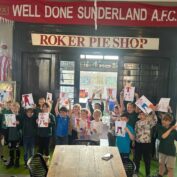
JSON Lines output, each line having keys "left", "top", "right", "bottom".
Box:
{"left": 31, "top": 33, "right": 159, "bottom": 50}
{"left": 0, "top": 1, "right": 177, "bottom": 27}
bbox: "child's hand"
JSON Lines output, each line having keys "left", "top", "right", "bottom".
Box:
{"left": 171, "top": 124, "right": 177, "bottom": 130}
{"left": 124, "top": 127, "right": 128, "bottom": 132}
{"left": 93, "top": 128, "right": 97, "bottom": 133}
{"left": 48, "top": 118, "right": 51, "bottom": 123}
{"left": 16, "top": 121, "right": 20, "bottom": 125}
{"left": 36, "top": 119, "right": 39, "bottom": 124}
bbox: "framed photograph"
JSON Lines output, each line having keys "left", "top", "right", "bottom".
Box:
{"left": 0, "top": 81, "right": 16, "bottom": 103}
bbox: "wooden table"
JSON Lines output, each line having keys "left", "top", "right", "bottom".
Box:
{"left": 47, "top": 145, "right": 127, "bottom": 177}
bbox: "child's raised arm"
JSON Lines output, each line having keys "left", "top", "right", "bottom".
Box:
{"left": 162, "top": 125, "right": 177, "bottom": 139}
{"left": 55, "top": 98, "right": 60, "bottom": 116}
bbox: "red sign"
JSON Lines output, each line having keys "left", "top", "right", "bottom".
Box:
{"left": 0, "top": 0, "right": 177, "bottom": 27}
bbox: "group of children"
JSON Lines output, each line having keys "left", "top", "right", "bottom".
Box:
{"left": 107, "top": 95, "right": 177, "bottom": 177}
{"left": 0, "top": 92, "right": 176, "bottom": 177}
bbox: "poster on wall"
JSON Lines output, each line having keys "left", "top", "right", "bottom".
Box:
{"left": 0, "top": 81, "right": 16, "bottom": 103}
{"left": 5, "top": 114, "right": 16, "bottom": 127}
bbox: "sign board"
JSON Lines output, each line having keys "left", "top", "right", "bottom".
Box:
{"left": 22, "top": 93, "right": 34, "bottom": 108}
{"left": 31, "top": 33, "right": 159, "bottom": 50}
{"left": 115, "top": 121, "right": 126, "bottom": 137}
{"left": 157, "top": 98, "right": 170, "bottom": 112}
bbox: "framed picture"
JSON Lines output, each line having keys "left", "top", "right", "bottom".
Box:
{"left": 0, "top": 81, "right": 16, "bottom": 103}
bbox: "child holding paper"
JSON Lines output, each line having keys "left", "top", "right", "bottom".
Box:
{"left": 88, "top": 92, "right": 104, "bottom": 120}
{"left": 157, "top": 114, "right": 177, "bottom": 177}
{"left": 134, "top": 109, "right": 157, "bottom": 177}
{"left": 107, "top": 105, "right": 121, "bottom": 146}
{"left": 115, "top": 113, "right": 135, "bottom": 158}
{"left": 90, "top": 109, "right": 103, "bottom": 144}
{"left": 69, "top": 104, "right": 81, "bottom": 144}
{"left": 76, "top": 108, "right": 90, "bottom": 140}
{"left": 5, "top": 102, "right": 21, "bottom": 168}
{"left": 55, "top": 98, "right": 70, "bottom": 145}
{"left": 37, "top": 102, "right": 56, "bottom": 166}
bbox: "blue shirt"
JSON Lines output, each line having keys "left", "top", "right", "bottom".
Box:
{"left": 116, "top": 125, "right": 134, "bottom": 154}
{"left": 56, "top": 115, "right": 69, "bottom": 137}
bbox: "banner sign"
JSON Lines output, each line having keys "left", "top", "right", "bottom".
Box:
{"left": 0, "top": 1, "right": 177, "bottom": 27}
{"left": 31, "top": 33, "right": 159, "bottom": 50}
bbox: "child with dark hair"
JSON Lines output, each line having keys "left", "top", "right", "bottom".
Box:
{"left": 107, "top": 105, "right": 121, "bottom": 146}
{"left": 21, "top": 108, "right": 37, "bottom": 168}
{"left": 37, "top": 102, "right": 56, "bottom": 166}
{"left": 88, "top": 93, "right": 104, "bottom": 120}
{"left": 157, "top": 113, "right": 177, "bottom": 177}
{"left": 55, "top": 98, "right": 70, "bottom": 145}
{"left": 116, "top": 113, "right": 135, "bottom": 158}
{"left": 134, "top": 109, "right": 157, "bottom": 177}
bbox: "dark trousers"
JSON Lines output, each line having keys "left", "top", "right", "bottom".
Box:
{"left": 107, "top": 132, "right": 116, "bottom": 146}
{"left": 8, "top": 141, "right": 20, "bottom": 164}
{"left": 23, "top": 136, "right": 35, "bottom": 163}
{"left": 68, "top": 130, "right": 78, "bottom": 145}
{"left": 37, "top": 136, "right": 50, "bottom": 156}
{"left": 134, "top": 142, "right": 152, "bottom": 176}
{"left": 56, "top": 136, "right": 68, "bottom": 145}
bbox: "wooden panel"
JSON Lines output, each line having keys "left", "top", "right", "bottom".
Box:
{"left": 47, "top": 145, "right": 127, "bottom": 177}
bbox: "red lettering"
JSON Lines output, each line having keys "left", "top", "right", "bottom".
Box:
{"left": 112, "top": 38, "right": 120, "bottom": 48}
{"left": 130, "top": 38, "right": 139, "bottom": 48}
{"left": 40, "top": 34, "right": 48, "bottom": 45}
{"left": 89, "top": 37, "right": 97, "bottom": 47}
{"left": 68, "top": 36, "right": 76, "bottom": 46}
{"left": 103, "top": 38, "right": 110, "bottom": 48}
{"left": 48, "top": 35, "right": 57, "bottom": 45}
{"left": 139, "top": 38, "right": 147, "bottom": 48}
{"left": 77, "top": 37, "right": 85, "bottom": 47}
{"left": 57, "top": 36, "right": 66, "bottom": 46}
{"left": 120, "top": 38, "right": 129, "bottom": 48}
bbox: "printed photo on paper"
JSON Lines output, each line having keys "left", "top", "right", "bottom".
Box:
{"left": 135, "top": 95, "right": 153, "bottom": 114}
{"left": 46, "top": 92, "right": 52, "bottom": 102}
{"left": 124, "top": 86, "right": 135, "bottom": 102}
{"left": 38, "top": 113, "right": 49, "bottom": 128}
{"left": 157, "top": 98, "right": 170, "bottom": 113}
{"left": 22, "top": 93, "right": 34, "bottom": 108}
{"left": 5, "top": 114, "right": 16, "bottom": 127}
{"left": 115, "top": 121, "right": 126, "bottom": 137}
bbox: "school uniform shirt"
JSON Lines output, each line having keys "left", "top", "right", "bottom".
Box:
{"left": 7, "top": 114, "right": 22, "bottom": 142}
{"left": 116, "top": 125, "right": 135, "bottom": 154}
{"left": 90, "top": 120, "right": 103, "bottom": 141}
{"left": 21, "top": 114, "right": 37, "bottom": 137}
{"left": 37, "top": 113, "right": 56, "bottom": 137}
{"left": 157, "top": 125, "right": 177, "bottom": 156}
{"left": 56, "top": 115, "right": 69, "bottom": 137}
{"left": 135, "top": 114, "right": 157, "bottom": 143}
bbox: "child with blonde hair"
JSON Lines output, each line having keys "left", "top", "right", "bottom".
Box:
{"left": 69, "top": 104, "right": 81, "bottom": 144}
{"left": 76, "top": 108, "right": 90, "bottom": 140}
{"left": 90, "top": 109, "right": 103, "bottom": 144}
